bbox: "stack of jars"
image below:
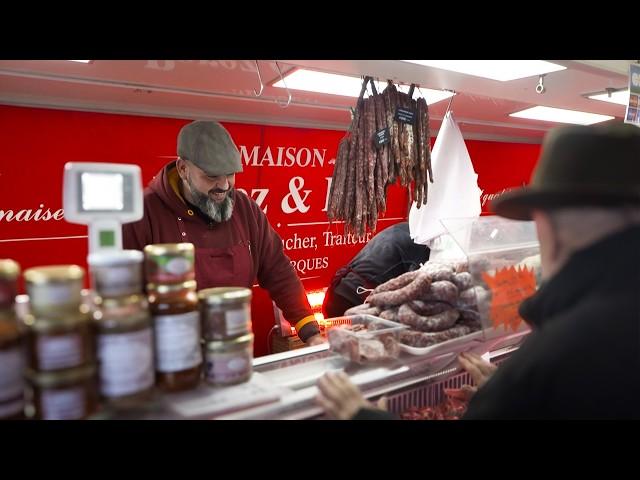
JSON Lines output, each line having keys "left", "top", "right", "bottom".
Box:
{"left": 88, "top": 250, "right": 154, "bottom": 408}
{"left": 0, "top": 259, "right": 25, "bottom": 419}
{"left": 199, "top": 287, "right": 254, "bottom": 386}
{"left": 22, "top": 265, "right": 97, "bottom": 420}
{"left": 144, "top": 243, "right": 202, "bottom": 392}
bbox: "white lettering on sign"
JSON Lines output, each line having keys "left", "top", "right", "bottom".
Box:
{"left": 323, "top": 231, "right": 372, "bottom": 247}
{"left": 480, "top": 184, "right": 524, "bottom": 207}
{"left": 322, "top": 177, "right": 332, "bottom": 212}
{"left": 236, "top": 188, "right": 269, "bottom": 214}
{"left": 281, "top": 177, "right": 311, "bottom": 214}
{"left": 239, "top": 145, "right": 326, "bottom": 168}
{"left": 0, "top": 203, "right": 65, "bottom": 223}
{"left": 290, "top": 257, "right": 329, "bottom": 275}
{"left": 284, "top": 233, "right": 318, "bottom": 252}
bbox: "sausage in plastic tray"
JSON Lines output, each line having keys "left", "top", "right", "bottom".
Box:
{"left": 399, "top": 325, "right": 472, "bottom": 348}
{"left": 421, "top": 280, "right": 459, "bottom": 304}
{"left": 398, "top": 304, "right": 460, "bottom": 332}
{"left": 367, "top": 271, "right": 431, "bottom": 307}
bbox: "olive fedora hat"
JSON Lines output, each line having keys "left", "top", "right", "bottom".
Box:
{"left": 492, "top": 122, "right": 640, "bottom": 220}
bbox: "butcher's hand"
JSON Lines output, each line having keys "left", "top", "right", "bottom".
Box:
{"left": 305, "top": 334, "right": 325, "bottom": 346}
{"left": 316, "top": 371, "right": 379, "bottom": 420}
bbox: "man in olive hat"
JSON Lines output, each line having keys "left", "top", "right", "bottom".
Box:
{"left": 314, "top": 122, "right": 640, "bottom": 420}
{"left": 463, "top": 122, "right": 640, "bottom": 419}
{"left": 123, "top": 120, "right": 323, "bottom": 346}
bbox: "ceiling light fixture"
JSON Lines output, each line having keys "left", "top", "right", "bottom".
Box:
{"left": 401, "top": 60, "right": 566, "bottom": 81}
{"left": 587, "top": 88, "right": 629, "bottom": 106}
{"left": 510, "top": 106, "right": 614, "bottom": 125}
{"left": 273, "top": 69, "right": 455, "bottom": 105}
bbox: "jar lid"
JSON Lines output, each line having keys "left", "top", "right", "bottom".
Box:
{"left": 144, "top": 243, "right": 194, "bottom": 257}
{"left": 24, "top": 265, "right": 84, "bottom": 285}
{"left": 88, "top": 249, "right": 144, "bottom": 267}
{"left": 147, "top": 280, "right": 197, "bottom": 294}
{"left": 204, "top": 333, "right": 254, "bottom": 352}
{"left": 22, "top": 310, "right": 91, "bottom": 333}
{"left": 0, "top": 259, "right": 20, "bottom": 280}
{"left": 25, "top": 364, "right": 96, "bottom": 388}
{"left": 94, "top": 293, "right": 147, "bottom": 309}
{"left": 198, "top": 287, "right": 252, "bottom": 305}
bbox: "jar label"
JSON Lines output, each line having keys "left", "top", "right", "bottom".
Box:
{"left": 93, "top": 266, "right": 140, "bottom": 295}
{"left": 205, "top": 349, "right": 252, "bottom": 384}
{"left": 37, "top": 334, "right": 83, "bottom": 371}
{"left": 98, "top": 328, "right": 154, "bottom": 397}
{"left": 30, "top": 283, "right": 79, "bottom": 308}
{"left": 154, "top": 311, "right": 202, "bottom": 372}
{"left": 225, "top": 306, "right": 251, "bottom": 336}
{"left": 41, "top": 386, "right": 86, "bottom": 420}
{"left": 0, "top": 347, "right": 24, "bottom": 402}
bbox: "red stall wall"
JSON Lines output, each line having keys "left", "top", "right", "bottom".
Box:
{"left": 0, "top": 105, "right": 540, "bottom": 356}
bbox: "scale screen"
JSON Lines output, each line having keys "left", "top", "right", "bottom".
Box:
{"left": 78, "top": 172, "right": 134, "bottom": 213}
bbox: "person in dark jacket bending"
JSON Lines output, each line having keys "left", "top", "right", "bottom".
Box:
{"left": 317, "top": 122, "right": 640, "bottom": 419}
{"left": 322, "top": 222, "right": 429, "bottom": 318}
{"left": 123, "top": 120, "right": 322, "bottom": 345}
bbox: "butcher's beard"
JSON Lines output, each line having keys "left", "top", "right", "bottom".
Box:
{"left": 185, "top": 177, "right": 234, "bottom": 223}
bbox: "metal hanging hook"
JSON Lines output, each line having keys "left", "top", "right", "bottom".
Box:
{"left": 444, "top": 90, "right": 456, "bottom": 117}
{"left": 274, "top": 61, "right": 292, "bottom": 108}
{"left": 253, "top": 60, "right": 264, "bottom": 97}
{"left": 536, "top": 75, "right": 546, "bottom": 94}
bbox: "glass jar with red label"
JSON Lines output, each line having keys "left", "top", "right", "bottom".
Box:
{"left": 144, "top": 243, "right": 195, "bottom": 285}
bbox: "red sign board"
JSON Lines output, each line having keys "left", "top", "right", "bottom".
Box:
{"left": 0, "top": 105, "right": 540, "bottom": 356}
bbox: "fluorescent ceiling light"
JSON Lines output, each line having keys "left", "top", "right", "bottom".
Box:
{"left": 510, "top": 106, "right": 614, "bottom": 125}
{"left": 587, "top": 89, "right": 629, "bottom": 106}
{"left": 67, "top": 60, "right": 91, "bottom": 63}
{"left": 273, "top": 69, "right": 455, "bottom": 105}
{"left": 401, "top": 60, "right": 566, "bottom": 81}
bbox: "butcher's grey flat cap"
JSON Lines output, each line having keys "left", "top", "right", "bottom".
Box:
{"left": 177, "top": 120, "right": 243, "bottom": 176}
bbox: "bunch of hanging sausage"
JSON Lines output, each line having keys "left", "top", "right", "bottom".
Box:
{"left": 344, "top": 261, "right": 490, "bottom": 349}
{"left": 327, "top": 77, "right": 433, "bottom": 237}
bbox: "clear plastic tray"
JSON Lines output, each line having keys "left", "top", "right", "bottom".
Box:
{"left": 399, "top": 329, "right": 485, "bottom": 356}
{"left": 326, "top": 314, "right": 408, "bottom": 364}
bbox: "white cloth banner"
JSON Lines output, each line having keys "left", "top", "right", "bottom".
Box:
{"left": 409, "top": 111, "right": 482, "bottom": 244}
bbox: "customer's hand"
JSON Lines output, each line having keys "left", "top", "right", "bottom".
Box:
{"left": 305, "top": 334, "right": 325, "bottom": 346}
{"left": 316, "top": 371, "right": 375, "bottom": 420}
{"left": 457, "top": 351, "right": 497, "bottom": 388}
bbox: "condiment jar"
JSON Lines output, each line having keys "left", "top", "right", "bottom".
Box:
{"left": 0, "top": 259, "right": 20, "bottom": 310}
{"left": 88, "top": 250, "right": 144, "bottom": 298}
{"left": 24, "top": 265, "right": 84, "bottom": 316}
{"left": 148, "top": 280, "right": 201, "bottom": 392}
{"left": 198, "top": 287, "right": 252, "bottom": 341}
{"left": 93, "top": 294, "right": 154, "bottom": 406}
{"left": 0, "top": 310, "right": 25, "bottom": 419}
{"left": 26, "top": 364, "right": 98, "bottom": 420}
{"left": 203, "top": 333, "right": 254, "bottom": 386}
{"left": 23, "top": 310, "right": 94, "bottom": 372}
{"left": 144, "top": 243, "right": 195, "bottom": 285}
